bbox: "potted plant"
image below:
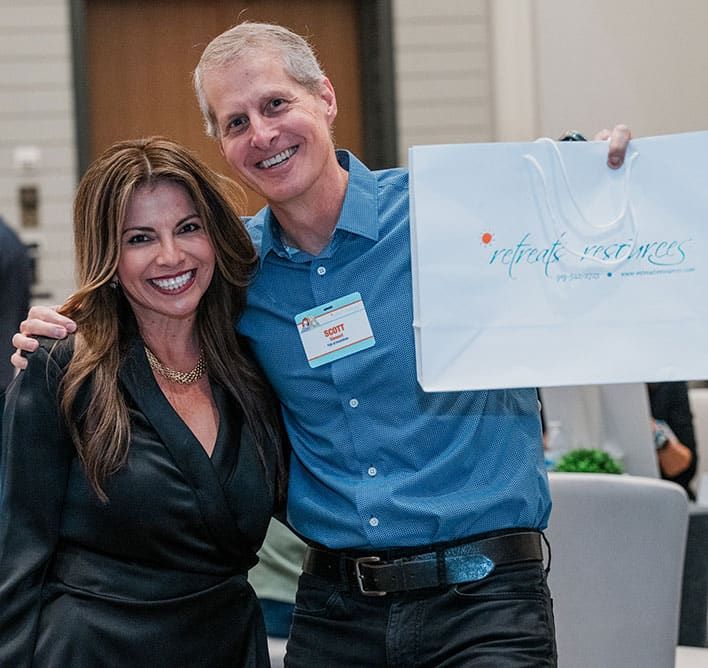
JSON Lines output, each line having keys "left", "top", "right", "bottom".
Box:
{"left": 554, "top": 448, "right": 624, "bottom": 474}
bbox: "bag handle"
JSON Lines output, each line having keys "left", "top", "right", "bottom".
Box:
{"left": 523, "top": 138, "right": 640, "bottom": 266}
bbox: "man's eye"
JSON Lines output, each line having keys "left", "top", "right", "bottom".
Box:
{"left": 227, "top": 116, "right": 247, "bottom": 132}
{"left": 270, "top": 98, "right": 285, "bottom": 110}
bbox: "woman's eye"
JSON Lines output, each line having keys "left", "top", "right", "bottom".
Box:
{"left": 126, "top": 233, "right": 150, "bottom": 245}
{"left": 270, "top": 98, "right": 285, "bottom": 110}
{"left": 179, "top": 222, "right": 200, "bottom": 234}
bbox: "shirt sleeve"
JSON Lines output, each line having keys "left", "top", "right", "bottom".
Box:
{"left": 0, "top": 344, "right": 72, "bottom": 666}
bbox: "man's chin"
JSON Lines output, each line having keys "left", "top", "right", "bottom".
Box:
{"left": 230, "top": 174, "right": 270, "bottom": 202}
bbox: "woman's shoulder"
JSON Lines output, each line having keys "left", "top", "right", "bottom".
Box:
{"left": 35, "top": 334, "right": 75, "bottom": 366}
{"left": 24, "top": 334, "right": 76, "bottom": 376}
{"left": 7, "top": 335, "right": 76, "bottom": 402}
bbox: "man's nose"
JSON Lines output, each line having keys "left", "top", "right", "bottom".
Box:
{"left": 249, "top": 115, "right": 278, "bottom": 149}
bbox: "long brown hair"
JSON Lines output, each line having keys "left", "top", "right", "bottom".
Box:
{"left": 59, "top": 136, "right": 285, "bottom": 502}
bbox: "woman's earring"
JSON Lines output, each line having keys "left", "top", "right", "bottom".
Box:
{"left": 109, "top": 278, "right": 119, "bottom": 289}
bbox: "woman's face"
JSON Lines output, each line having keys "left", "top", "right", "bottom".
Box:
{"left": 116, "top": 180, "right": 216, "bottom": 331}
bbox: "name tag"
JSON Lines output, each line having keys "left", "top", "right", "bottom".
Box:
{"left": 295, "top": 292, "right": 375, "bottom": 368}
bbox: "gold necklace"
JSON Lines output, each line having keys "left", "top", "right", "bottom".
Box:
{"left": 144, "top": 346, "right": 206, "bottom": 385}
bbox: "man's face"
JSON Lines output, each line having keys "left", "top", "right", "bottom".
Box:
{"left": 202, "top": 52, "right": 338, "bottom": 207}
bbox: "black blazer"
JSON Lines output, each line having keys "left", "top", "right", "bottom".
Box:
{"left": 0, "top": 336, "right": 277, "bottom": 667}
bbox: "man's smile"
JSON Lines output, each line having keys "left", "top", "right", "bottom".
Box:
{"left": 257, "top": 146, "right": 298, "bottom": 169}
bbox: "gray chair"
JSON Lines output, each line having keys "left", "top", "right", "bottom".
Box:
{"left": 546, "top": 473, "right": 688, "bottom": 668}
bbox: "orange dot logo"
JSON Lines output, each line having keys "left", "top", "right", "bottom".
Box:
{"left": 480, "top": 231, "right": 494, "bottom": 245}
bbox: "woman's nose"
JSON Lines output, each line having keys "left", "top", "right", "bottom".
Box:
{"left": 156, "top": 239, "right": 184, "bottom": 266}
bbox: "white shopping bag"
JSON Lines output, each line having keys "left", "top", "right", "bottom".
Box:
{"left": 409, "top": 131, "right": 708, "bottom": 391}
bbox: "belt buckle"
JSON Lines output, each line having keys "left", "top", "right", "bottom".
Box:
{"left": 354, "top": 556, "right": 387, "bottom": 597}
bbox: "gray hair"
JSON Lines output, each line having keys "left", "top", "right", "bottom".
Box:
{"left": 193, "top": 22, "right": 326, "bottom": 138}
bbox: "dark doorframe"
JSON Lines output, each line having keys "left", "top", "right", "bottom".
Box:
{"left": 68, "top": 0, "right": 90, "bottom": 180}
{"left": 358, "top": 0, "right": 398, "bottom": 169}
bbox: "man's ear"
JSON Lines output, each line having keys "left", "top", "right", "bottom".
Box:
{"left": 320, "top": 77, "right": 338, "bottom": 126}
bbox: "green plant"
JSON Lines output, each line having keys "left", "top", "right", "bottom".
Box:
{"left": 554, "top": 448, "right": 623, "bottom": 474}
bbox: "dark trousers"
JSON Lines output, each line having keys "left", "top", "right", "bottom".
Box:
{"left": 285, "top": 560, "right": 556, "bottom": 667}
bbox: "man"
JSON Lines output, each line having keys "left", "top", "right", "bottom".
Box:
{"left": 12, "top": 22, "right": 631, "bottom": 666}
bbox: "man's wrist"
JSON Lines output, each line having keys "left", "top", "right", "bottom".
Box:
{"left": 653, "top": 419, "right": 672, "bottom": 451}
{"left": 558, "top": 130, "right": 587, "bottom": 142}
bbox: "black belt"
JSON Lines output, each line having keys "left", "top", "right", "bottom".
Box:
{"left": 303, "top": 531, "right": 543, "bottom": 596}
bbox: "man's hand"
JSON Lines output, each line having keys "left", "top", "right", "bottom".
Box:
{"left": 593, "top": 124, "right": 632, "bottom": 169}
{"left": 10, "top": 305, "right": 76, "bottom": 370}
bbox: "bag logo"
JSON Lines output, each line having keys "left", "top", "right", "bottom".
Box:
{"left": 481, "top": 230, "right": 693, "bottom": 281}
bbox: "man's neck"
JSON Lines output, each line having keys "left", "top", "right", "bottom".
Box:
{"left": 269, "top": 157, "right": 349, "bottom": 256}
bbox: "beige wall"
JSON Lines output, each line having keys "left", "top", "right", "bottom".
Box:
{"left": 491, "top": 0, "right": 708, "bottom": 140}
{"left": 398, "top": 0, "right": 708, "bottom": 144}
{"left": 534, "top": 0, "right": 708, "bottom": 138}
{"left": 392, "top": 0, "right": 495, "bottom": 163}
{"left": 0, "top": 0, "right": 76, "bottom": 305}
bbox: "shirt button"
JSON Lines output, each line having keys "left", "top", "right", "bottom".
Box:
{"left": 367, "top": 466, "right": 377, "bottom": 477}
{"left": 369, "top": 517, "right": 379, "bottom": 527}
{"left": 316, "top": 266, "right": 326, "bottom": 276}
{"left": 349, "top": 398, "right": 359, "bottom": 408}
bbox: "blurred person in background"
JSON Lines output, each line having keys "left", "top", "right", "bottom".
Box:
{"left": 251, "top": 521, "right": 306, "bottom": 639}
{"left": 649, "top": 381, "right": 698, "bottom": 499}
{"left": 0, "top": 216, "right": 30, "bottom": 404}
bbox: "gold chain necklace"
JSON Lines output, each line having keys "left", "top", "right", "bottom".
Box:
{"left": 144, "top": 346, "right": 207, "bottom": 385}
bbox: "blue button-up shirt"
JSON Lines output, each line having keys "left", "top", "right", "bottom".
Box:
{"left": 239, "top": 151, "right": 550, "bottom": 550}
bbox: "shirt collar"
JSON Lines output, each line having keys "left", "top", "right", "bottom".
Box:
{"left": 335, "top": 150, "right": 379, "bottom": 241}
{"left": 254, "top": 149, "right": 380, "bottom": 264}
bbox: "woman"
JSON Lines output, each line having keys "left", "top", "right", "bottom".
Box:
{"left": 0, "top": 137, "right": 286, "bottom": 667}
